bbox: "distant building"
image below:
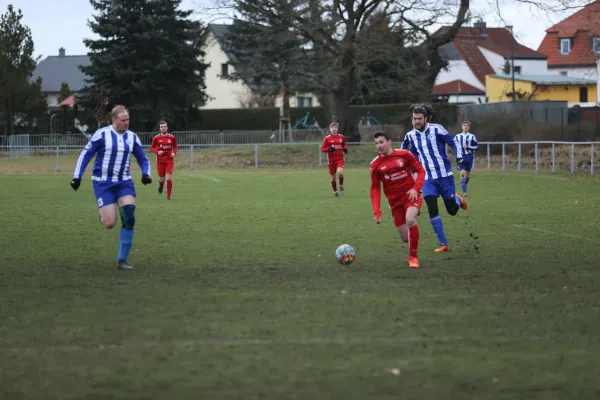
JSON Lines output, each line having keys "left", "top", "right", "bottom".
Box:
{"left": 432, "top": 20, "right": 548, "bottom": 104}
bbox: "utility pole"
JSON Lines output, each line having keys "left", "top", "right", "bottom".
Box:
{"left": 507, "top": 25, "right": 516, "bottom": 102}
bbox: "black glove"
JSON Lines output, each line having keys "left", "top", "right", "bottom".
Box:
{"left": 141, "top": 174, "right": 152, "bottom": 185}
{"left": 328, "top": 146, "right": 336, "bottom": 152}
{"left": 343, "top": 148, "right": 348, "bottom": 154}
{"left": 70, "top": 178, "right": 81, "bottom": 191}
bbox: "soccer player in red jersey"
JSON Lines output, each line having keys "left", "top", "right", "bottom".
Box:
{"left": 321, "top": 122, "right": 347, "bottom": 197}
{"left": 150, "top": 121, "right": 178, "bottom": 200}
{"left": 370, "top": 131, "right": 426, "bottom": 269}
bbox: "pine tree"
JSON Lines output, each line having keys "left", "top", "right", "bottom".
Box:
{"left": 0, "top": 4, "right": 47, "bottom": 135}
{"left": 80, "top": 0, "right": 209, "bottom": 131}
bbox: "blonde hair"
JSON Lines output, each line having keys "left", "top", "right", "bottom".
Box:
{"left": 111, "top": 105, "right": 129, "bottom": 120}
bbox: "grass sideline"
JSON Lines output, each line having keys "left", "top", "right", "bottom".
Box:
{"left": 0, "top": 165, "right": 599, "bottom": 399}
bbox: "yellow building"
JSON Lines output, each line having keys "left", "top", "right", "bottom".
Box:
{"left": 485, "top": 74, "right": 596, "bottom": 104}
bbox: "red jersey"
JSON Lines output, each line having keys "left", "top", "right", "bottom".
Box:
{"left": 321, "top": 134, "right": 347, "bottom": 163}
{"left": 370, "top": 149, "right": 425, "bottom": 217}
{"left": 150, "top": 133, "right": 178, "bottom": 161}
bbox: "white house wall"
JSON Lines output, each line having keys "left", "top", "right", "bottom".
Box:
{"left": 201, "top": 32, "right": 253, "bottom": 109}
{"left": 478, "top": 47, "right": 549, "bottom": 75}
{"left": 434, "top": 60, "right": 485, "bottom": 91}
{"left": 549, "top": 66, "right": 597, "bottom": 79}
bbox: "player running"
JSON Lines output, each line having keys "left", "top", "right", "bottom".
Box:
{"left": 401, "top": 104, "right": 467, "bottom": 253}
{"left": 321, "top": 122, "right": 347, "bottom": 197}
{"left": 454, "top": 121, "right": 479, "bottom": 196}
{"left": 150, "top": 121, "right": 178, "bottom": 200}
{"left": 70, "top": 105, "right": 152, "bottom": 270}
{"left": 370, "top": 131, "right": 426, "bottom": 269}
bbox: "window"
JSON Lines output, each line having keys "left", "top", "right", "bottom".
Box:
{"left": 580, "top": 87, "right": 588, "bottom": 102}
{"left": 513, "top": 66, "right": 521, "bottom": 74}
{"left": 560, "top": 71, "right": 568, "bottom": 76}
{"left": 593, "top": 37, "right": 600, "bottom": 55}
{"left": 221, "top": 63, "right": 229, "bottom": 77}
{"left": 560, "top": 38, "right": 571, "bottom": 55}
{"left": 297, "top": 96, "right": 312, "bottom": 107}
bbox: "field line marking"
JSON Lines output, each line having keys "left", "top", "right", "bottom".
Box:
{"left": 513, "top": 224, "right": 593, "bottom": 241}
{"left": 0, "top": 334, "right": 592, "bottom": 353}
{"left": 196, "top": 175, "right": 221, "bottom": 183}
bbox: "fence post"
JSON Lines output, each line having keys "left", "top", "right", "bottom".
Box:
{"left": 56, "top": 146, "right": 60, "bottom": 172}
{"left": 552, "top": 143, "right": 555, "bottom": 173}
{"left": 502, "top": 143, "right": 505, "bottom": 171}
{"left": 535, "top": 142, "right": 539, "bottom": 172}
{"left": 487, "top": 143, "right": 490, "bottom": 169}
{"left": 318, "top": 144, "right": 322, "bottom": 168}
{"left": 518, "top": 143, "right": 521, "bottom": 171}
{"left": 190, "top": 145, "right": 194, "bottom": 169}
{"left": 591, "top": 143, "right": 594, "bottom": 176}
{"left": 255, "top": 144, "right": 259, "bottom": 168}
{"left": 571, "top": 143, "right": 575, "bottom": 174}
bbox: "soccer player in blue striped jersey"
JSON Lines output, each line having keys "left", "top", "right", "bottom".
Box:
{"left": 401, "top": 104, "right": 468, "bottom": 253}
{"left": 70, "top": 105, "right": 152, "bottom": 270}
{"left": 454, "top": 121, "right": 479, "bottom": 196}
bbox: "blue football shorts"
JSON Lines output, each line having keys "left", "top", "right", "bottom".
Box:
{"left": 457, "top": 155, "right": 474, "bottom": 172}
{"left": 92, "top": 180, "right": 136, "bottom": 208}
{"left": 422, "top": 176, "right": 456, "bottom": 200}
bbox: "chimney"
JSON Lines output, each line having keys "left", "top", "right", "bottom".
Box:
{"left": 59, "top": 47, "right": 65, "bottom": 57}
{"left": 474, "top": 19, "right": 487, "bottom": 36}
{"left": 596, "top": 59, "right": 600, "bottom": 105}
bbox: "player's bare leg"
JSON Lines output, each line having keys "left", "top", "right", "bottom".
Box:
{"left": 158, "top": 175, "right": 165, "bottom": 194}
{"left": 115, "top": 195, "right": 137, "bottom": 270}
{"left": 99, "top": 204, "right": 118, "bottom": 229}
{"left": 337, "top": 167, "right": 345, "bottom": 195}
{"left": 330, "top": 173, "right": 339, "bottom": 197}
{"left": 165, "top": 173, "right": 173, "bottom": 200}
{"left": 459, "top": 169, "right": 469, "bottom": 196}
{"left": 398, "top": 206, "right": 420, "bottom": 268}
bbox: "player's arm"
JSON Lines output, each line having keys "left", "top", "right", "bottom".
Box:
{"left": 321, "top": 137, "right": 330, "bottom": 152}
{"left": 150, "top": 135, "right": 160, "bottom": 155}
{"left": 172, "top": 136, "right": 179, "bottom": 155}
{"left": 436, "top": 126, "right": 463, "bottom": 160}
{"left": 132, "top": 135, "right": 152, "bottom": 184}
{"left": 369, "top": 165, "right": 382, "bottom": 221}
{"left": 469, "top": 135, "right": 479, "bottom": 150}
{"left": 400, "top": 134, "right": 410, "bottom": 150}
{"left": 72, "top": 132, "right": 101, "bottom": 182}
{"left": 406, "top": 152, "right": 425, "bottom": 193}
{"left": 342, "top": 136, "right": 348, "bottom": 154}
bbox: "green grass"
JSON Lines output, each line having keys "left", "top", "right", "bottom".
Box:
{"left": 1, "top": 164, "right": 600, "bottom": 399}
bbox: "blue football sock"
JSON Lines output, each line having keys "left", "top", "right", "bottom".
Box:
{"left": 430, "top": 216, "right": 447, "bottom": 246}
{"left": 117, "top": 228, "right": 134, "bottom": 261}
{"left": 460, "top": 178, "right": 467, "bottom": 193}
{"left": 455, "top": 196, "right": 462, "bottom": 207}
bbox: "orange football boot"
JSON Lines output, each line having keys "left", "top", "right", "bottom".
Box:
{"left": 407, "top": 257, "right": 420, "bottom": 269}
{"left": 455, "top": 193, "right": 468, "bottom": 210}
{"left": 434, "top": 245, "right": 450, "bottom": 252}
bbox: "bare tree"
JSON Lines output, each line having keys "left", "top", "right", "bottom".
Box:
{"left": 204, "top": 0, "right": 470, "bottom": 139}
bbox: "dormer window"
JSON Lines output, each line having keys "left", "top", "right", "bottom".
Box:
{"left": 560, "top": 38, "right": 571, "bottom": 55}
{"left": 593, "top": 37, "right": 600, "bottom": 55}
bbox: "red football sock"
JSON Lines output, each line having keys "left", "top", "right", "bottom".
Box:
{"left": 167, "top": 180, "right": 173, "bottom": 196}
{"left": 408, "top": 225, "right": 420, "bottom": 258}
{"left": 331, "top": 181, "right": 337, "bottom": 192}
{"left": 339, "top": 176, "right": 344, "bottom": 185}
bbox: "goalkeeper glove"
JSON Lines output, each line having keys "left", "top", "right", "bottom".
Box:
{"left": 343, "top": 148, "right": 348, "bottom": 154}
{"left": 328, "top": 146, "right": 336, "bottom": 152}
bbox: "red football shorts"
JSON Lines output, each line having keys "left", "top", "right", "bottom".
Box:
{"left": 156, "top": 160, "right": 174, "bottom": 176}
{"left": 328, "top": 160, "right": 345, "bottom": 175}
{"left": 389, "top": 193, "right": 423, "bottom": 227}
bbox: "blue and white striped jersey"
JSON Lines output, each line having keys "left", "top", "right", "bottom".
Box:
{"left": 454, "top": 132, "right": 479, "bottom": 156}
{"left": 401, "top": 123, "right": 463, "bottom": 180}
{"left": 73, "top": 126, "right": 151, "bottom": 182}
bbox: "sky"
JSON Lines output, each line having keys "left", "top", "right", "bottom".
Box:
{"left": 8, "top": 0, "right": 581, "bottom": 60}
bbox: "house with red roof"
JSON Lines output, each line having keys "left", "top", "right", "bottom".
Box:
{"left": 432, "top": 20, "right": 548, "bottom": 104}
{"left": 537, "top": 0, "right": 600, "bottom": 79}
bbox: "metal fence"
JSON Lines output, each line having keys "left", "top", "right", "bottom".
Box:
{"left": 0, "top": 141, "right": 598, "bottom": 176}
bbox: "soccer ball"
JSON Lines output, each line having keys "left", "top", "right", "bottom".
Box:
{"left": 335, "top": 244, "right": 356, "bottom": 265}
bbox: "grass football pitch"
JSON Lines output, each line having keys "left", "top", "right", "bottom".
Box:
{"left": 0, "top": 158, "right": 599, "bottom": 399}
